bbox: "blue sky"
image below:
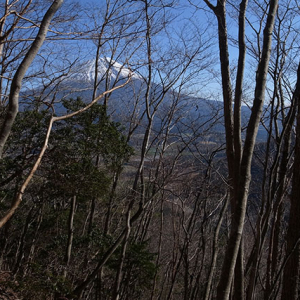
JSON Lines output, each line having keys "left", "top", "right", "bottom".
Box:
{"left": 59, "top": 0, "right": 300, "bottom": 103}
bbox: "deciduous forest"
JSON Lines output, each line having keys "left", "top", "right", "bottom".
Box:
{"left": 1, "top": 0, "right": 300, "bottom": 299}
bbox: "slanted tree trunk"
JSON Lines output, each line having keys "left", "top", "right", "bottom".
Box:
{"left": 0, "top": 74, "right": 130, "bottom": 229}
{"left": 0, "top": 0, "right": 64, "bottom": 158}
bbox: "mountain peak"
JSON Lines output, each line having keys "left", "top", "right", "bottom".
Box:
{"left": 70, "top": 57, "right": 140, "bottom": 83}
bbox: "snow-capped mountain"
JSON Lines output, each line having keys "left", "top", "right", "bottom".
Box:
{"left": 69, "top": 57, "right": 141, "bottom": 84}
{"left": 46, "top": 57, "right": 226, "bottom": 138}
{"left": 24, "top": 57, "right": 266, "bottom": 142}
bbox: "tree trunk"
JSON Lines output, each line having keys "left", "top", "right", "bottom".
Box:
{"left": 204, "top": 194, "right": 229, "bottom": 300}
{"left": 216, "top": 0, "right": 278, "bottom": 297}
{"left": 112, "top": 211, "right": 131, "bottom": 300}
{"left": 63, "top": 195, "right": 76, "bottom": 279}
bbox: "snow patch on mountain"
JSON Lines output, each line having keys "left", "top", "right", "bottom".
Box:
{"left": 70, "top": 57, "right": 141, "bottom": 83}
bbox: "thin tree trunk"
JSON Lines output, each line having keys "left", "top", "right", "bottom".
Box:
{"left": 0, "top": 221, "right": 10, "bottom": 270}
{"left": 23, "top": 205, "right": 44, "bottom": 278}
{"left": 112, "top": 211, "right": 131, "bottom": 300}
{"left": 265, "top": 93, "right": 296, "bottom": 299}
{"left": 63, "top": 195, "right": 76, "bottom": 279}
{"left": 69, "top": 197, "right": 148, "bottom": 298}
{"left": 204, "top": 194, "right": 229, "bottom": 300}
{"left": 13, "top": 206, "right": 34, "bottom": 276}
{"left": 150, "top": 192, "right": 164, "bottom": 300}
{"left": 232, "top": 1, "right": 248, "bottom": 298}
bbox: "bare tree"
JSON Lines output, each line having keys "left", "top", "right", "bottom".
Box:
{"left": 202, "top": 0, "right": 278, "bottom": 298}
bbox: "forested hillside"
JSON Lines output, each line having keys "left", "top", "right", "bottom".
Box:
{"left": 0, "top": 0, "right": 300, "bottom": 299}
